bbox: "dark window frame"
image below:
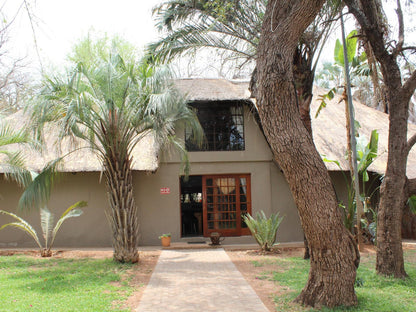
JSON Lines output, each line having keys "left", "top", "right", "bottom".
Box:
{"left": 186, "top": 100, "right": 246, "bottom": 152}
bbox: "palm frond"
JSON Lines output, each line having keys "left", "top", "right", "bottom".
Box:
{"left": 18, "top": 157, "right": 63, "bottom": 211}
{"left": 0, "top": 150, "right": 32, "bottom": 187}
{"left": 40, "top": 207, "right": 54, "bottom": 248}
{"left": 0, "top": 210, "right": 42, "bottom": 249}
{"left": 50, "top": 201, "right": 86, "bottom": 248}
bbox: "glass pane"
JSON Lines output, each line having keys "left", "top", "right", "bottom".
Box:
{"left": 206, "top": 178, "right": 213, "bottom": 186}
{"left": 185, "top": 103, "right": 244, "bottom": 151}
{"left": 241, "top": 217, "right": 247, "bottom": 228}
{"left": 241, "top": 203, "right": 247, "bottom": 212}
{"left": 207, "top": 204, "right": 213, "bottom": 212}
{"left": 240, "top": 194, "right": 247, "bottom": 203}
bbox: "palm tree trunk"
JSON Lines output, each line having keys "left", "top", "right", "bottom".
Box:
{"left": 104, "top": 152, "right": 139, "bottom": 263}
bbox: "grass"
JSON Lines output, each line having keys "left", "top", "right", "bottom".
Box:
{"left": 0, "top": 256, "right": 135, "bottom": 312}
{"left": 265, "top": 249, "right": 416, "bottom": 311}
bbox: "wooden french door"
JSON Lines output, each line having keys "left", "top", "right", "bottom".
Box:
{"left": 202, "top": 174, "right": 251, "bottom": 237}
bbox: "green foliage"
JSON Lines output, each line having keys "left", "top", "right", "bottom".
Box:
{"left": 150, "top": 0, "right": 265, "bottom": 65}
{"left": 356, "top": 130, "right": 378, "bottom": 182}
{"left": 0, "top": 256, "right": 134, "bottom": 311}
{"left": 18, "top": 158, "right": 62, "bottom": 211}
{"left": 0, "top": 201, "right": 87, "bottom": 257}
{"left": 322, "top": 131, "right": 379, "bottom": 235}
{"left": 264, "top": 250, "right": 416, "bottom": 311}
{"left": 315, "top": 87, "right": 336, "bottom": 118}
{"left": 242, "top": 211, "right": 284, "bottom": 252}
{"left": 34, "top": 35, "right": 203, "bottom": 177}
{"left": 68, "top": 34, "right": 137, "bottom": 66}
{"left": 334, "top": 30, "right": 358, "bottom": 66}
{"left": 158, "top": 233, "right": 171, "bottom": 239}
{"left": 0, "top": 122, "right": 33, "bottom": 188}
{"left": 408, "top": 195, "right": 416, "bottom": 214}
{"left": 315, "top": 29, "right": 371, "bottom": 102}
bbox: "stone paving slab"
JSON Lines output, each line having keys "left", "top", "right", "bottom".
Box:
{"left": 136, "top": 248, "right": 269, "bottom": 312}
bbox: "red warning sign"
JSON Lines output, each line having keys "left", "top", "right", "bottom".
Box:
{"left": 160, "top": 187, "right": 170, "bottom": 195}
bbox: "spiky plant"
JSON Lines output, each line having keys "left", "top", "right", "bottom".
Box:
{"left": 0, "top": 201, "right": 86, "bottom": 257}
{"left": 242, "top": 211, "right": 284, "bottom": 252}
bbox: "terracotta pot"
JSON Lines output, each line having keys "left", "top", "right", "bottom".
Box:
{"left": 210, "top": 232, "right": 225, "bottom": 245}
{"left": 161, "top": 236, "right": 171, "bottom": 247}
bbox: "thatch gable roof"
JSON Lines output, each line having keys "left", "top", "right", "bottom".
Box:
{"left": 174, "top": 78, "right": 251, "bottom": 101}
{"left": 0, "top": 111, "right": 158, "bottom": 173}
{"left": 176, "top": 78, "right": 416, "bottom": 179}
{"left": 311, "top": 86, "right": 416, "bottom": 179}
{"left": 1, "top": 79, "right": 415, "bottom": 179}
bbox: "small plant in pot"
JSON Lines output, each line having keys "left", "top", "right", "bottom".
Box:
{"left": 159, "top": 233, "right": 171, "bottom": 247}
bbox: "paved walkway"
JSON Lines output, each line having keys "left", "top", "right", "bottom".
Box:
{"left": 136, "top": 248, "right": 269, "bottom": 312}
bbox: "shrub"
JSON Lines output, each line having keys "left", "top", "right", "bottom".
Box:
{"left": 0, "top": 201, "right": 87, "bottom": 257}
{"left": 242, "top": 211, "right": 284, "bottom": 252}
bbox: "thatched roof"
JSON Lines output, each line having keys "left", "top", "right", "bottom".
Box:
{"left": 311, "top": 86, "right": 416, "bottom": 179}
{"left": 0, "top": 111, "right": 158, "bottom": 173}
{"left": 1, "top": 78, "right": 415, "bottom": 179}
{"left": 174, "top": 78, "right": 252, "bottom": 101}
{"left": 176, "top": 78, "right": 416, "bottom": 179}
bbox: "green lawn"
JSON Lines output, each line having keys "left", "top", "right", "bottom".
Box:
{"left": 265, "top": 249, "right": 416, "bottom": 312}
{"left": 0, "top": 256, "right": 135, "bottom": 312}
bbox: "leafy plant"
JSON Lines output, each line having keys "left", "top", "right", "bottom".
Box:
{"left": 158, "top": 233, "right": 171, "bottom": 239}
{"left": 408, "top": 195, "right": 416, "bottom": 214}
{"left": 0, "top": 201, "right": 87, "bottom": 257}
{"left": 242, "top": 211, "right": 284, "bottom": 252}
{"left": 322, "top": 130, "right": 380, "bottom": 236}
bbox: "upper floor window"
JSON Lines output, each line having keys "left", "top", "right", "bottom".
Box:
{"left": 186, "top": 101, "right": 245, "bottom": 151}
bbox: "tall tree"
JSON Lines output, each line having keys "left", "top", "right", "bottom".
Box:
{"left": 256, "top": 0, "right": 359, "bottom": 307}
{"left": 344, "top": 0, "right": 416, "bottom": 277}
{"left": 31, "top": 37, "right": 202, "bottom": 263}
{"left": 151, "top": 0, "right": 341, "bottom": 259}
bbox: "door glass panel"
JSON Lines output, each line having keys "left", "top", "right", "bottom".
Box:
{"left": 203, "top": 174, "right": 251, "bottom": 236}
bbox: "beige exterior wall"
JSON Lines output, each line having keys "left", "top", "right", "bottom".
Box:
{"left": 137, "top": 104, "right": 304, "bottom": 245}
{"left": 0, "top": 105, "right": 304, "bottom": 248}
{"left": 0, "top": 172, "right": 112, "bottom": 248}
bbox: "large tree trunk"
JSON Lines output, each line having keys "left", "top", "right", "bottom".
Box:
{"left": 375, "top": 84, "right": 408, "bottom": 277}
{"left": 104, "top": 152, "right": 139, "bottom": 263}
{"left": 344, "top": 0, "right": 416, "bottom": 278}
{"left": 256, "top": 0, "right": 359, "bottom": 307}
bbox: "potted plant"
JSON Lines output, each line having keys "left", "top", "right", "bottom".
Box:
{"left": 159, "top": 233, "right": 171, "bottom": 247}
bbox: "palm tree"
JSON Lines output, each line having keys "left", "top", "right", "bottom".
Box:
{"left": 31, "top": 39, "right": 202, "bottom": 263}
{"left": 150, "top": 0, "right": 341, "bottom": 132}
{"left": 150, "top": 0, "right": 264, "bottom": 69}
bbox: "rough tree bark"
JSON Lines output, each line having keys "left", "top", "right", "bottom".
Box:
{"left": 256, "top": 0, "right": 359, "bottom": 307}
{"left": 103, "top": 146, "right": 139, "bottom": 263}
{"left": 345, "top": 0, "right": 416, "bottom": 278}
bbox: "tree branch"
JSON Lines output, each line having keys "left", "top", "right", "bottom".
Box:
{"left": 402, "top": 69, "right": 416, "bottom": 99}
{"left": 393, "top": 0, "right": 404, "bottom": 57}
{"left": 399, "top": 46, "right": 416, "bottom": 53}
{"left": 407, "top": 133, "right": 416, "bottom": 156}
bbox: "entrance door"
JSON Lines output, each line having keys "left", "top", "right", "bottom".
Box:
{"left": 202, "top": 174, "right": 251, "bottom": 237}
